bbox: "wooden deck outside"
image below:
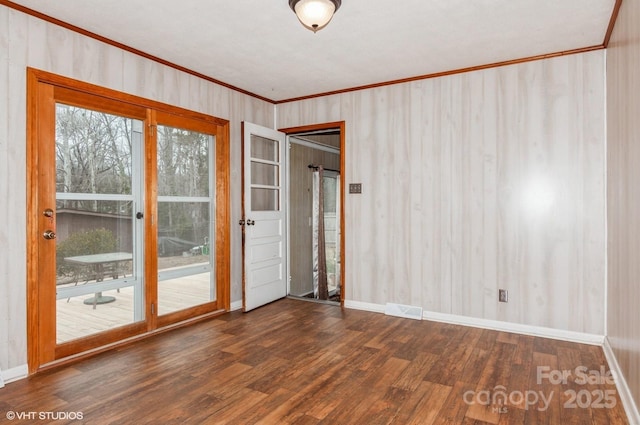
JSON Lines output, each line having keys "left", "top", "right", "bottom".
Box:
{"left": 57, "top": 273, "right": 211, "bottom": 343}
{"left": 2, "top": 298, "right": 630, "bottom": 424}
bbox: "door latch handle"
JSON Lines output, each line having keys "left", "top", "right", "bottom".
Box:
{"left": 43, "top": 230, "right": 56, "bottom": 240}
{"left": 247, "top": 219, "right": 255, "bottom": 226}
{"left": 239, "top": 219, "right": 245, "bottom": 226}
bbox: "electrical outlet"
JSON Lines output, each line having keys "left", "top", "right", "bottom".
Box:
{"left": 498, "top": 289, "right": 508, "bottom": 303}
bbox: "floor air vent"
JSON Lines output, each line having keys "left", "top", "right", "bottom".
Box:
{"left": 384, "top": 303, "right": 423, "bottom": 321}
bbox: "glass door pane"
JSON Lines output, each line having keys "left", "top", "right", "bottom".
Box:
{"left": 157, "top": 125, "right": 215, "bottom": 315}
{"left": 55, "top": 104, "right": 144, "bottom": 344}
{"left": 250, "top": 135, "right": 280, "bottom": 211}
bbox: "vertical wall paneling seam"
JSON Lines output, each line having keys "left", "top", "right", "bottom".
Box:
{"left": 273, "top": 104, "right": 277, "bottom": 130}
{"left": 449, "top": 94, "right": 454, "bottom": 315}
{"left": 603, "top": 48, "right": 608, "bottom": 337}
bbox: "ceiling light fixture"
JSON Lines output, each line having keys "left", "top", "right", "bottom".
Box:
{"left": 289, "top": 0, "right": 341, "bottom": 33}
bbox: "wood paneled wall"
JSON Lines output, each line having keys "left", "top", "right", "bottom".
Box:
{"left": 606, "top": 0, "right": 640, "bottom": 413}
{"left": 278, "top": 51, "right": 606, "bottom": 335}
{"left": 0, "top": 5, "right": 273, "bottom": 372}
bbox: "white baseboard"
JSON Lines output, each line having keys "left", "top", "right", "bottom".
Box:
{"left": 345, "top": 300, "right": 604, "bottom": 345}
{"left": 230, "top": 300, "right": 243, "bottom": 311}
{"left": 603, "top": 337, "right": 640, "bottom": 425}
{"left": 344, "top": 300, "right": 386, "bottom": 314}
{"left": 0, "top": 364, "right": 28, "bottom": 387}
{"left": 422, "top": 310, "right": 604, "bottom": 345}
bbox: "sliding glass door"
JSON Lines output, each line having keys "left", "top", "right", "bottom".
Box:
{"left": 27, "top": 69, "right": 230, "bottom": 370}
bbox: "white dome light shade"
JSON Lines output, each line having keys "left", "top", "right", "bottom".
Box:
{"left": 289, "top": 0, "right": 341, "bottom": 32}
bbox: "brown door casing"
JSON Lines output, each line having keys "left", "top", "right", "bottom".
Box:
{"left": 279, "top": 122, "right": 346, "bottom": 305}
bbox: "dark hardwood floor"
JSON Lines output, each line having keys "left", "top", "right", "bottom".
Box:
{"left": 0, "top": 299, "right": 629, "bottom": 424}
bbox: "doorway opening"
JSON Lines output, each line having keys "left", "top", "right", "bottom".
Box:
{"left": 286, "top": 128, "right": 342, "bottom": 305}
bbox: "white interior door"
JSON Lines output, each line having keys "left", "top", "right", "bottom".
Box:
{"left": 242, "top": 122, "right": 287, "bottom": 311}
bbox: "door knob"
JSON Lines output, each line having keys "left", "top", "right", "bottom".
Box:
{"left": 239, "top": 219, "right": 245, "bottom": 226}
{"left": 43, "top": 230, "right": 56, "bottom": 240}
{"left": 247, "top": 219, "right": 255, "bottom": 226}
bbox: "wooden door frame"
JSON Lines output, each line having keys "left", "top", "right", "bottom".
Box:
{"left": 279, "top": 121, "right": 346, "bottom": 305}
{"left": 26, "top": 68, "right": 231, "bottom": 373}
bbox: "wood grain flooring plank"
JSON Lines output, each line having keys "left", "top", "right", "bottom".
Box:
{"left": 524, "top": 351, "right": 561, "bottom": 425}
{"left": 464, "top": 342, "right": 516, "bottom": 424}
{"left": 289, "top": 415, "right": 321, "bottom": 425}
{"left": 458, "top": 348, "right": 492, "bottom": 385}
{"left": 319, "top": 356, "right": 411, "bottom": 424}
{"left": 475, "top": 329, "right": 499, "bottom": 352}
{"left": 392, "top": 351, "right": 439, "bottom": 391}
{"left": 497, "top": 405, "right": 525, "bottom": 425}
{"left": 392, "top": 380, "right": 452, "bottom": 425}
{"left": 511, "top": 335, "right": 535, "bottom": 366}
{"left": 424, "top": 326, "right": 484, "bottom": 385}
{"left": 298, "top": 363, "right": 363, "bottom": 420}
{"left": 431, "top": 381, "right": 475, "bottom": 425}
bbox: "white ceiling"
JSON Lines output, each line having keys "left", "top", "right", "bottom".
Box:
{"left": 9, "top": 0, "right": 617, "bottom": 102}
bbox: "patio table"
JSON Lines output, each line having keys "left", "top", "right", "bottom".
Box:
{"left": 64, "top": 252, "right": 133, "bottom": 308}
